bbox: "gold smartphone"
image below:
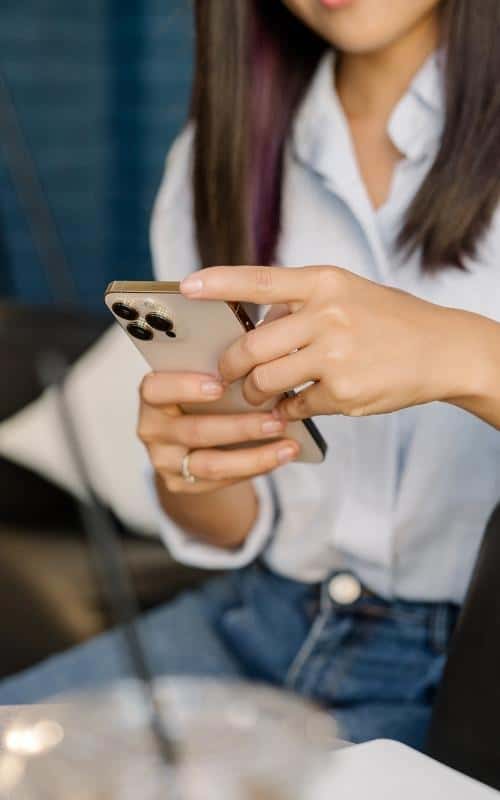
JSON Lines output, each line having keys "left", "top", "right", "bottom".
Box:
{"left": 105, "top": 281, "right": 327, "bottom": 463}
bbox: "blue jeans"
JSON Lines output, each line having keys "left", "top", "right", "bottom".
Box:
{"left": 0, "top": 564, "right": 458, "bottom": 750}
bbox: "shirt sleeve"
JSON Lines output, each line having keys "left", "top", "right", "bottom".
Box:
{"left": 149, "top": 470, "right": 278, "bottom": 569}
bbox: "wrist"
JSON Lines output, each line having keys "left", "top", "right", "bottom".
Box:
{"left": 420, "top": 306, "right": 469, "bottom": 403}
{"left": 439, "top": 308, "right": 499, "bottom": 420}
{"left": 157, "top": 474, "right": 258, "bottom": 549}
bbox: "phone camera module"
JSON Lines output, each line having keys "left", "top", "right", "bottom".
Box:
{"left": 127, "top": 321, "right": 154, "bottom": 341}
{"left": 112, "top": 301, "right": 139, "bottom": 321}
{"left": 145, "top": 312, "right": 175, "bottom": 336}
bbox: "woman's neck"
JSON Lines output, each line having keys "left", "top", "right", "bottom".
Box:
{"left": 333, "top": 9, "right": 440, "bottom": 211}
{"left": 336, "top": 11, "right": 440, "bottom": 123}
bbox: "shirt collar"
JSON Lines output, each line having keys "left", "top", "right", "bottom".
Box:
{"left": 292, "top": 48, "right": 445, "bottom": 179}
{"left": 388, "top": 49, "right": 445, "bottom": 160}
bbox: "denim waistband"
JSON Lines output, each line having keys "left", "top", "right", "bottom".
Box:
{"left": 321, "top": 576, "right": 458, "bottom": 653}
{"left": 255, "top": 561, "right": 460, "bottom": 655}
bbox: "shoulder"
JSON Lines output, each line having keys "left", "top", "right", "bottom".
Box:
{"left": 164, "top": 123, "right": 195, "bottom": 184}
{"left": 150, "top": 124, "right": 199, "bottom": 280}
{"left": 152, "top": 123, "right": 195, "bottom": 220}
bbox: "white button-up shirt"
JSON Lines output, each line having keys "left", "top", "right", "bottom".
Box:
{"left": 150, "top": 51, "right": 500, "bottom": 603}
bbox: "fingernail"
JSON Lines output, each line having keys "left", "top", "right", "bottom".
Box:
{"left": 181, "top": 276, "right": 203, "bottom": 296}
{"left": 277, "top": 445, "right": 297, "bottom": 464}
{"left": 262, "top": 419, "right": 284, "bottom": 434}
{"left": 272, "top": 407, "right": 283, "bottom": 420}
{"left": 201, "top": 380, "right": 223, "bottom": 396}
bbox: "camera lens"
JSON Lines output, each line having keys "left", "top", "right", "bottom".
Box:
{"left": 145, "top": 311, "right": 174, "bottom": 333}
{"left": 127, "top": 321, "right": 154, "bottom": 341}
{"left": 112, "top": 301, "right": 139, "bottom": 321}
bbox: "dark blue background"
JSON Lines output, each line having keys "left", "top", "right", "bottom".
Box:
{"left": 0, "top": 0, "right": 193, "bottom": 308}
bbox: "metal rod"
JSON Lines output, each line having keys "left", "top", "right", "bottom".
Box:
{"left": 37, "top": 351, "right": 180, "bottom": 777}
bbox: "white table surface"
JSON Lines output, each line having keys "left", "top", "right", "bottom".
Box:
{"left": 313, "top": 739, "right": 499, "bottom": 800}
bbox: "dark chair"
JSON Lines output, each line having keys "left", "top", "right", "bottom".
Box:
{"left": 427, "top": 502, "right": 500, "bottom": 790}
{"left": 0, "top": 302, "right": 210, "bottom": 679}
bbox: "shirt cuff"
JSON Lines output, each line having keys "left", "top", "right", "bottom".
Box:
{"left": 150, "top": 472, "right": 277, "bottom": 570}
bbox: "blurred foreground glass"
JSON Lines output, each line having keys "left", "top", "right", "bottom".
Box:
{"left": 0, "top": 678, "right": 341, "bottom": 800}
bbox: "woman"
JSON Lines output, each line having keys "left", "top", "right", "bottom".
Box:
{"left": 1, "top": 0, "right": 500, "bottom": 750}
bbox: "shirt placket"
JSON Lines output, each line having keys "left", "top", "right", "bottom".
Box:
{"left": 317, "top": 154, "right": 400, "bottom": 587}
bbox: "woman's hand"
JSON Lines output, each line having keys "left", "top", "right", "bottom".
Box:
{"left": 138, "top": 371, "right": 299, "bottom": 496}
{"left": 180, "top": 265, "right": 481, "bottom": 420}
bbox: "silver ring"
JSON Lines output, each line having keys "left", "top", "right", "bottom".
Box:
{"left": 181, "top": 452, "right": 196, "bottom": 483}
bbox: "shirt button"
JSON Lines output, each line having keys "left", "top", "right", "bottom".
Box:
{"left": 328, "top": 573, "right": 362, "bottom": 605}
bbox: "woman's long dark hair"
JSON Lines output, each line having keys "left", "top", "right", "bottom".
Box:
{"left": 191, "top": 0, "right": 500, "bottom": 271}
